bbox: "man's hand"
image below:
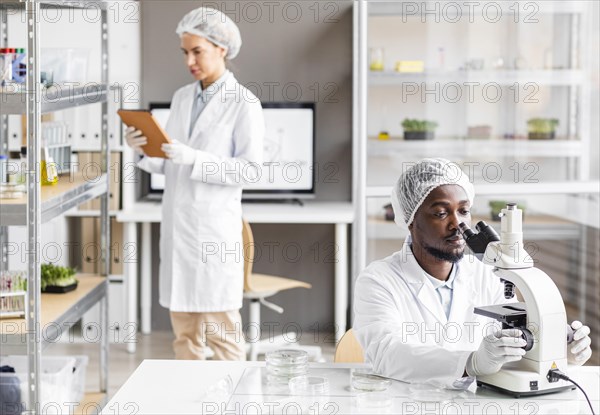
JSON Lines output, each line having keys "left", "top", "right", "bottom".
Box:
{"left": 568, "top": 321, "right": 592, "bottom": 365}
{"left": 162, "top": 142, "right": 196, "bottom": 166}
{"left": 466, "top": 329, "right": 527, "bottom": 377}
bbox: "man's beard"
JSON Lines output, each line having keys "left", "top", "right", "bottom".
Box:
{"left": 424, "top": 244, "right": 464, "bottom": 263}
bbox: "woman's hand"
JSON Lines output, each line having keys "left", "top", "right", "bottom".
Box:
{"left": 162, "top": 142, "right": 196, "bottom": 165}
{"left": 125, "top": 127, "right": 147, "bottom": 155}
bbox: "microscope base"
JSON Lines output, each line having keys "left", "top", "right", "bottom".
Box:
{"left": 477, "top": 380, "right": 574, "bottom": 398}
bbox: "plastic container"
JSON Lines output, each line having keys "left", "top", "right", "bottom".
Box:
{"left": 265, "top": 349, "right": 309, "bottom": 366}
{"left": 0, "top": 49, "right": 13, "bottom": 86}
{"left": 351, "top": 368, "right": 391, "bottom": 392}
{"left": 0, "top": 355, "right": 88, "bottom": 413}
{"left": 266, "top": 361, "right": 308, "bottom": 377}
{"left": 356, "top": 392, "right": 393, "bottom": 411}
{"left": 41, "top": 148, "right": 58, "bottom": 186}
{"left": 288, "top": 376, "right": 329, "bottom": 396}
{"left": 0, "top": 271, "right": 27, "bottom": 318}
{"left": 11, "top": 48, "right": 26, "bottom": 83}
{"left": 408, "top": 383, "right": 452, "bottom": 403}
{"left": 265, "top": 349, "right": 309, "bottom": 384}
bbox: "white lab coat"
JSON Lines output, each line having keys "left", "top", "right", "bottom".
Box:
{"left": 138, "top": 72, "right": 264, "bottom": 312}
{"left": 353, "top": 239, "right": 510, "bottom": 388}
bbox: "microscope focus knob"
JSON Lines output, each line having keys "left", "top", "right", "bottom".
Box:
{"left": 520, "top": 328, "right": 534, "bottom": 351}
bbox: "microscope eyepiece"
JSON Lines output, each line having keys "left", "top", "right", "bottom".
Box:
{"left": 458, "top": 221, "right": 500, "bottom": 256}
{"left": 476, "top": 221, "right": 501, "bottom": 242}
{"left": 458, "top": 222, "right": 475, "bottom": 239}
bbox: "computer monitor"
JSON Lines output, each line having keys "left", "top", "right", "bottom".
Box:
{"left": 146, "top": 102, "right": 316, "bottom": 200}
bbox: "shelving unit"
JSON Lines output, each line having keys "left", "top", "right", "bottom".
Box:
{"left": 0, "top": 0, "right": 110, "bottom": 412}
{"left": 0, "top": 173, "right": 108, "bottom": 225}
{"left": 0, "top": 83, "right": 108, "bottom": 114}
{"left": 352, "top": 0, "right": 598, "bottom": 331}
{"left": 367, "top": 215, "right": 580, "bottom": 241}
{"left": 367, "top": 1, "right": 589, "bottom": 16}
{"left": 367, "top": 137, "right": 584, "bottom": 157}
{"left": 1, "top": 275, "right": 107, "bottom": 354}
{"left": 369, "top": 69, "right": 585, "bottom": 86}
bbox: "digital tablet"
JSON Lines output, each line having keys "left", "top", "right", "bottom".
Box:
{"left": 117, "top": 109, "right": 172, "bottom": 158}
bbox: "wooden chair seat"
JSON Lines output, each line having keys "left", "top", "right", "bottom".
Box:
{"left": 246, "top": 273, "right": 312, "bottom": 295}
{"left": 334, "top": 328, "right": 364, "bottom": 363}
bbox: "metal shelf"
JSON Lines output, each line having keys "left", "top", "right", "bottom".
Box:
{"left": 0, "top": 83, "right": 108, "bottom": 115}
{"left": 368, "top": 1, "right": 588, "bottom": 17}
{"left": 369, "top": 70, "right": 585, "bottom": 86}
{"left": 0, "top": 173, "right": 108, "bottom": 226}
{"left": 0, "top": 0, "right": 110, "bottom": 408}
{"left": 367, "top": 181, "right": 600, "bottom": 198}
{"left": 367, "top": 137, "right": 584, "bottom": 157}
{"left": 64, "top": 209, "right": 120, "bottom": 218}
{"left": 0, "top": 1, "right": 108, "bottom": 10}
{"left": 0, "top": 274, "right": 107, "bottom": 354}
{"left": 367, "top": 214, "right": 581, "bottom": 241}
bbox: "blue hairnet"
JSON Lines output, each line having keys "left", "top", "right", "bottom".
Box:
{"left": 176, "top": 7, "right": 242, "bottom": 59}
{"left": 391, "top": 158, "right": 475, "bottom": 228}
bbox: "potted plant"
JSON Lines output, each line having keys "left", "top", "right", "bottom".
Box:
{"left": 41, "top": 263, "right": 78, "bottom": 293}
{"left": 527, "top": 118, "right": 559, "bottom": 140}
{"left": 401, "top": 119, "right": 438, "bottom": 140}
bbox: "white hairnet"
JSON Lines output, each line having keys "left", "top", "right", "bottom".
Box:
{"left": 391, "top": 158, "right": 475, "bottom": 228}
{"left": 176, "top": 7, "right": 242, "bottom": 59}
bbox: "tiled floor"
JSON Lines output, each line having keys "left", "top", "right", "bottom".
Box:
{"left": 47, "top": 330, "right": 336, "bottom": 399}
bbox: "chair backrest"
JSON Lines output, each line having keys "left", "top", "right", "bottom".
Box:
{"left": 334, "top": 329, "right": 365, "bottom": 363}
{"left": 241, "top": 219, "right": 254, "bottom": 292}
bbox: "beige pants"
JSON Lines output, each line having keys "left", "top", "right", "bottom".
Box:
{"left": 169, "top": 310, "right": 246, "bottom": 361}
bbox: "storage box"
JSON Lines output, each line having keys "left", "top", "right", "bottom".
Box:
{"left": 0, "top": 355, "right": 88, "bottom": 413}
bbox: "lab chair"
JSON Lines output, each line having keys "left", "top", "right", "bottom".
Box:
{"left": 242, "top": 220, "right": 322, "bottom": 361}
{"left": 333, "top": 329, "right": 364, "bottom": 363}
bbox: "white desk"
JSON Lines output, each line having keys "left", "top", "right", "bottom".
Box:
{"left": 116, "top": 201, "right": 354, "bottom": 353}
{"left": 102, "top": 360, "right": 599, "bottom": 414}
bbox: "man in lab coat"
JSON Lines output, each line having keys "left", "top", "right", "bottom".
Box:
{"left": 353, "top": 158, "right": 592, "bottom": 388}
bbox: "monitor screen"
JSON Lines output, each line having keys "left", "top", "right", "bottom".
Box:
{"left": 147, "top": 102, "right": 315, "bottom": 199}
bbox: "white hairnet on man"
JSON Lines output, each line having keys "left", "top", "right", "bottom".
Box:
{"left": 391, "top": 157, "right": 475, "bottom": 228}
{"left": 176, "top": 7, "right": 242, "bottom": 59}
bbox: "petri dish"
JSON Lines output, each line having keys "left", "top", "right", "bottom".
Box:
{"left": 265, "top": 349, "right": 309, "bottom": 366}
{"left": 356, "top": 392, "right": 393, "bottom": 410}
{"left": 266, "top": 362, "right": 308, "bottom": 377}
{"left": 409, "top": 384, "right": 452, "bottom": 403}
{"left": 288, "top": 376, "right": 329, "bottom": 395}
{"left": 351, "top": 369, "right": 391, "bottom": 392}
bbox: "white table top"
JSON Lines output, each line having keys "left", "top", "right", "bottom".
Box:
{"left": 116, "top": 200, "right": 355, "bottom": 224}
{"left": 103, "top": 360, "right": 599, "bottom": 415}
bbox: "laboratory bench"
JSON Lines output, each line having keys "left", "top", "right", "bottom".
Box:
{"left": 102, "top": 360, "right": 599, "bottom": 414}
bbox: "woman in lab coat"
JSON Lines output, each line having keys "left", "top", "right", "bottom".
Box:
{"left": 353, "top": 159, "right": 592, "bottom": 388}
{"left": 125, "top": 7, "right": 264, "bottom": 360}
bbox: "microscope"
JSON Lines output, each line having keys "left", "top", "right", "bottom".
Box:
{"left": 459, "top": 203, "right": 575, "bottom": 397}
